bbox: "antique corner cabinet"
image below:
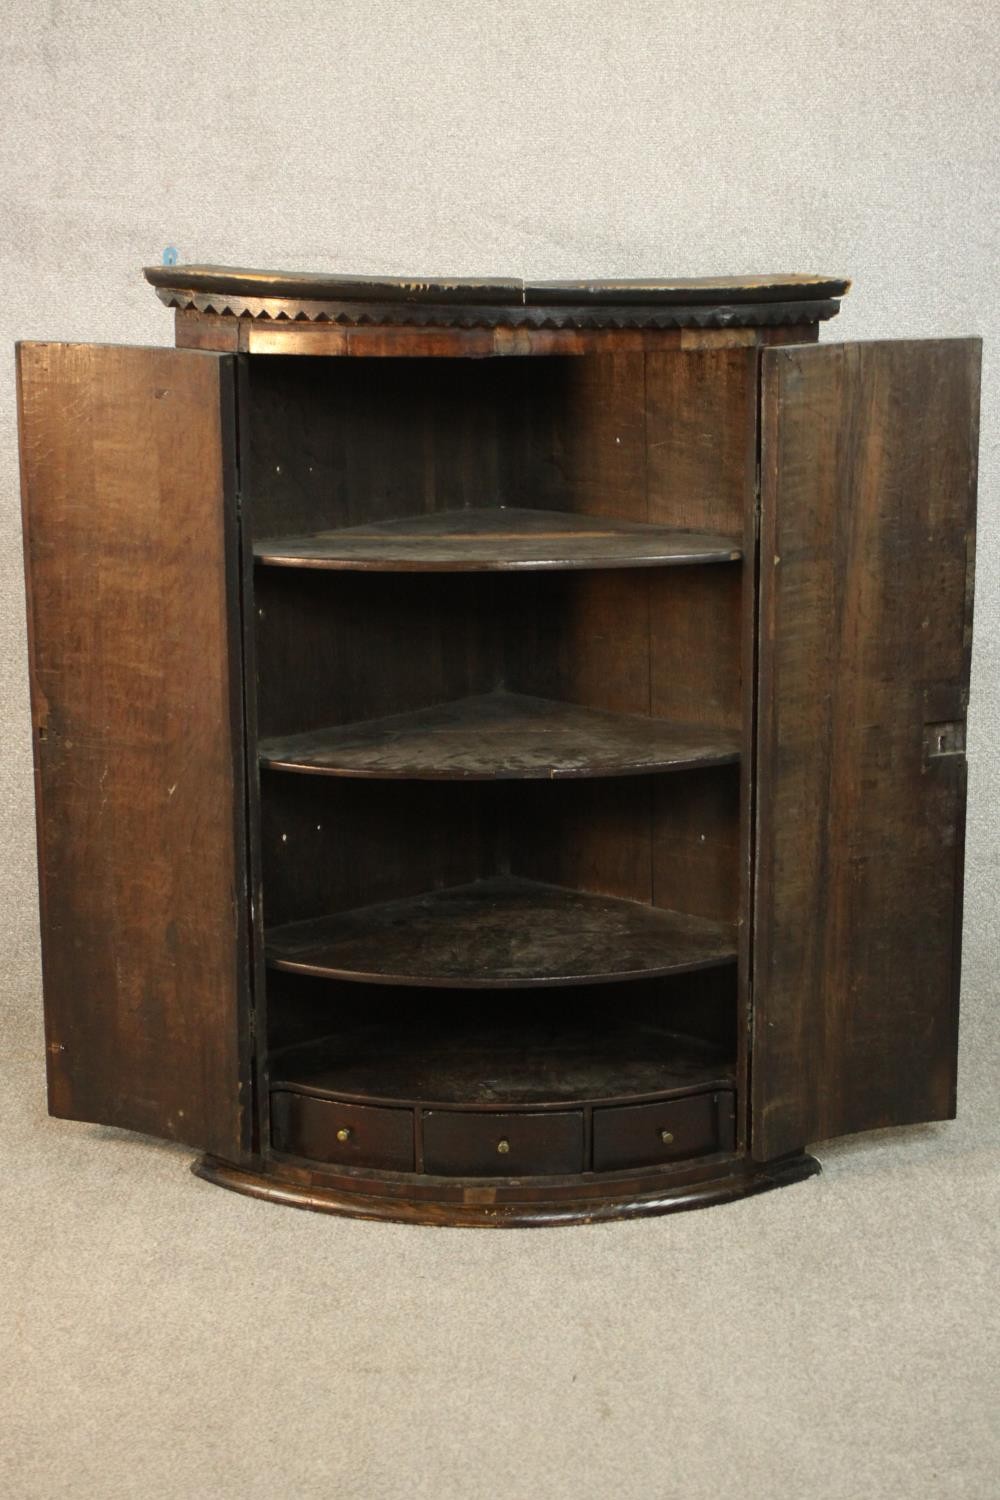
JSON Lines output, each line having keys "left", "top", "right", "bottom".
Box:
{"left": 16, "top": 266, "right": 980, "bottom": 1226}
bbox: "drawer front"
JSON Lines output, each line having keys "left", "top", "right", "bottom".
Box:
{"left": 593, "top": 1091, "right": 735, "bottom": 1173}
{"left": 271, "top": 1091, "right": 415, "bottom": 1171}
{"left": 423, "top": 1110, "right": 584, "bottom": 1177}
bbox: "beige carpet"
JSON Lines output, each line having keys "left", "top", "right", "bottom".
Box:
{"left": 2, "top": 978, "right": 997, "bottom": 1500}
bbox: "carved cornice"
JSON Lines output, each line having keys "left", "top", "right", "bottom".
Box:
{"left": 146, "top": 265, "right": 849, "bottom": 332}
{"left": 153, "top": 285, "right": 842, "bottom": 331}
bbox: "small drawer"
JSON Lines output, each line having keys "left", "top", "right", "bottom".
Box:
{"left": 593, "top": 1091, "right": 735, "bottom": 1173}
{"left": 271, "top": 1091, "right": 415, "bottom": 1171}
{"left": 423, "top": 1110, "right": 584, "bottom": 1177}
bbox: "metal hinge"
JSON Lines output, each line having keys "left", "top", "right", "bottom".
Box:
{"left": 923, "top": 721, "right": 966, "bottom": 761}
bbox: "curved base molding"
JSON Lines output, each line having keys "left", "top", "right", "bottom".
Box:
{"left": 192, "top": 1152, "right": 821, "bottom": 1228}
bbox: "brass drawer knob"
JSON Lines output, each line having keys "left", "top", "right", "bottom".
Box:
{"left": 660, "top": 1129, "right": 674, "bottom": 1145}
{"left": 497, "top": 1138, "right": 511, "bottom": 1154}
{"left": 336, "top": 1127, "right": 353, "bottom": 1143}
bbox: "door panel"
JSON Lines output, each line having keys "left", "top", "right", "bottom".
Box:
{"left": 18, "top": 343, "right": 249, "bottom": 1159}
{"left": 752, "top": 339, "right": 979, "bottom": 1159}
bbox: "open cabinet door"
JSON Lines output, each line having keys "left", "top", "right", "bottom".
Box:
{"left": 752, "top": 339, "right": 979, "bottom": 1160}
{"left": 18, "top": 343, "right": 250, "bottom": 1160}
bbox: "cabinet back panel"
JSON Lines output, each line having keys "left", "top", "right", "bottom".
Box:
{"left": 505, "top": 567, "right": 741, "bottom": 729}
{"left": 255, "top": 567, "right": 740, "bottom": 740}
{"left": 512, "top": 769, "right": 740, "bottom": 921}
{"left": 644, "top": 348, "right": 757, "bottom": 537}
{"left": 254, "top": 570, "right": 503, "bottom": 738}
{"left": 266, "top": 968, "right": 738, "bottom": 1058}
{"left": 260, "top": 776, "right": 494, "bottom": 929}
{"left": 243, "top": 349, "right": 754, "bottom": 540}
{"left": 245, "top": 357, "right": 514, "bottom": 539}
{"left": 260, "top": 771, "right": 739, "bottom": 927}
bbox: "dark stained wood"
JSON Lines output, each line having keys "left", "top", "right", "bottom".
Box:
{"left": 259, "top": 776, "right": 493, "bottom": 931}
{"left": 510, "top": 769, "right": 740, "bottom": 922}
{"left": 652, "top": 767, "right": 741, "bottom": 923}
{"left": 147, "top": 264, "right": 525, "bottom": 303}
{"left": 645, "top": 347, "right": 757, "bottom": 537}
{"left": 253, "top": 570, "right": 503, "bottom": 740}
{"left": 173, "top": 309, "right": 240, "bottom": 351}
{"left": 148, "top": 265, "right": 849, "bottom": 348}
{"left": 234, "top": 322, "right": 816, "bottom": 358}
{"left": 244, "top": 356, "right": 514, "bottom": 541}
{"left": 17, "top": 343, "right": 249, "bottom": 1158}
{"left": 648, "top": 567, "right": 744, "bottom": 730}
{"left": 265, "top": 876, "right": 737, "bottom": 988}
{"left": 160, "top": 289, "right": 841, "bottom": 334}
{"left": 251, "top": 569, "right": 741, "bottom": 774}
{"left": 147, "top": 263, "right": 849, "bottom": 306}
{"left": 258, "top": 691, "right": 740, "bottom": 780}
{"left": 753, "top": 339, "right": 980, "bottom": 1159}
{"left": 193, "top": 1151, "right": 820, "bottom": 1226}
{"left": 21, "top": 267, "right": 982, "bottom": 1227}
{"left": 505, "top": 571, "right": 655, "bottom": 718}
{"left": 592, "top": 1092, "right": 735, "bottom": 1172}
{"left": 512, "top": 352, "right": 647, "bottom": 522}
{"left": 271, "top": 1014, "right": 734, "bottom": 1107}
{"left": 254, "top": 507, "right": 741, "bottom": 572}
{"left": 264, "top": 967, "right": 737, "bottom": 1066}
{"left": 526, "top": 274, "right": 850, "bottom": 305}
{"left": 246, "top": 323, "right": 513, "bottom": 358}
{"left": 422, "top": 1110, "right": 584, "bottom": 1177}
{"left": 270, "top": 1094, "right": 414, "bottom": 1171}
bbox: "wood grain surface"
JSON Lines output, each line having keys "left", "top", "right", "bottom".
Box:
{"left": 254, "top": 506, "right": 741, "bottom": 572}
{"left": 259, "top": 691, "right": 740, "bottom": 780}
{"left": 265, "top": 876, "right": 737, "bottom": 988}
{"left": 17, "top": 343, "right": 250, "bottom": 1157}
{"left": 192, "top": 1150, "right": 819, "bottom": 1227}
{"left": 146, "top": 263, "right": 849, "bottom": 305}
{"left": 752, "top": 339, "right": 980, "bottom": 1158}
{"left": 191, "top": 319, "right": 819, "bottom": 358}
{"left": 271, "top": 1015, "right": 733, "bottom": 1107}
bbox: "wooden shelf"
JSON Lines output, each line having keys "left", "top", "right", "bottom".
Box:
{"left": 265, "top": 877, "right": 737, "bottom": 989}
{"left": 259, "top": 692, "right": 740, "bottom": 780}
{"left": 271, "top": 1017, "right": 735, "bottom": 1108}
{"left": 254, "top": 507, "right": 741, "bottom": 572}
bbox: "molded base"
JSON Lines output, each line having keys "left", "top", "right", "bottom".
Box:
{"left": 193, "top": 1152, "right": 820, "bottom": 1227}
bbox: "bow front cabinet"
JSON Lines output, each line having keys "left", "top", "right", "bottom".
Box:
{"left": 16, "top": 268, "right": 979, "bottom": 1224}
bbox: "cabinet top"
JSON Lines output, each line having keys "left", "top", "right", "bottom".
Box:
{"left": 145, "top": 263, "right": 850, "bottom": 335}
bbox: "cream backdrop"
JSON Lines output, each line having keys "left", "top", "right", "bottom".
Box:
{"left": 1, "top": 5, "right": 997, "bottom": 1499}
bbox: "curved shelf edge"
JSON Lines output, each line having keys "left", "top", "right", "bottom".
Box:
{"left": 253, "top": 508, "right": 742, "bottom": 573}
{"left": 258, "top": 693, "right": 741, "bottom": 782}
{"left": 269, "top": 1018, "right": 735, "bottom": 1111}
{"left": 264, "top": 878, "right": 738, "bottom": 990}
{"left": 267, "top": 955, "right": 736, "bottom": 990}
{"left": 192, "top": 1152, "right": 822, "bottom": 1228}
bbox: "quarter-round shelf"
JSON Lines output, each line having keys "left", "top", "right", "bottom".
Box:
{"left": 264, "top": 876, "right": 737, "bottom": 988}
{"left": 253, "top": 507, "right": 742, "bottom": 572}
{"left": 271, "top": 1016, "right": 734, "bottom": 1109}
{"left": 259, "top": 692, "right": 741, "bottom": 780}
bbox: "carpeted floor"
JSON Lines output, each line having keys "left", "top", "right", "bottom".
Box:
{"left": 2, "top": 982, "right": 997, "bottom": 1500}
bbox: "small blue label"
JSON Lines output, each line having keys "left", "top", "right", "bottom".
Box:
{"left": 162, "top": 246, "right": 179, "bottom": 266}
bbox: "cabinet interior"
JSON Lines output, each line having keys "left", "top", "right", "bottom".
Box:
{"left": 241, "top": 349, "right": 754, "bottom": 1169}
